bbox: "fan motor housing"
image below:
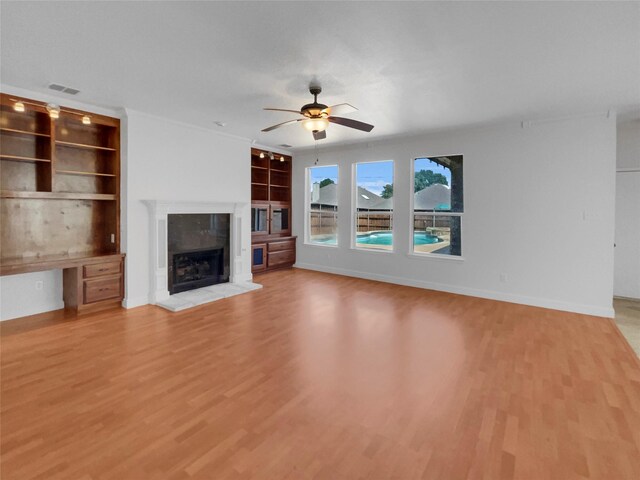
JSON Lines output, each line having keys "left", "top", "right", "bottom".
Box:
{"left": 301, "top": 102, "right": 328, "bottom": 117}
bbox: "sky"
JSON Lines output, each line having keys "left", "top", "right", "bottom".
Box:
{"left": 310, "top": 158, "right": 452, "bottom": 196}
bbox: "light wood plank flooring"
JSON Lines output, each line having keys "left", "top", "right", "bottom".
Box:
{"left": 2, "top": 269, "right": 639, "bottom": 479}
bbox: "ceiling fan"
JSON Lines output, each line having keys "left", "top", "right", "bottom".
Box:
{"left": 262, "top": 86, "right": 374, "bottom": 140}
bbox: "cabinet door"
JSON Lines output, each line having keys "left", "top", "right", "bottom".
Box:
{"left": 251, "top": 205, "right": 269, "bottom": 235}
{"left": 270, "top": 206, "right": 290, "bottom": 235}
{"left": 251, "top": 243, "right": 267, "bottom": 273}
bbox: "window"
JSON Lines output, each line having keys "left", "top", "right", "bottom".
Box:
{"left": 354, "top": 160, "right": 394, "bottom": 250}
{"left": 307, "top": 165, "right": 338, "bottom": 245}
{"left": 412, "top": 156, "right": 463, "bottom": 256}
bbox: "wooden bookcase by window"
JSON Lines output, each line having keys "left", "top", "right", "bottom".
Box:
{"left": 250, "top": 148, "right": 296, "bottom": 273}
{"left": 0, "top": 92, "right": 124, "bottom": 313}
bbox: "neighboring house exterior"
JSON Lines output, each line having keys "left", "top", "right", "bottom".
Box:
{"left": 310, "top": 182, "right": 451, "bottom": 212}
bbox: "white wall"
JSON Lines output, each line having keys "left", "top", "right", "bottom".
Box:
{"left": 292, "top": 114, "right": 617, "bottom": 317}
{"left": 122, "top": 110, "right": 252, "bottom": 308}
{"left": 0, "top": 270, "right": 64, "bottom": 320}
{"left": 614, "top": 120, "right": 640, "bottom": 299}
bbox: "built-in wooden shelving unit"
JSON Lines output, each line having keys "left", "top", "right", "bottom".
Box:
{"left": 0, "top": 92, "right": 124, "bottom": 313}
{"left": 250, "top": 148, "right": 295, "bottom": 273}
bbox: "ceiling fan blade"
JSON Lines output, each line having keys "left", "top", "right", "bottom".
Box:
{"left": 328, "top": 116, "right": 374, "bottom": 132}
{"left": 263, "top": 108, "right": 304, "bottom": 115}
{"left": 323, "top": 103, "right": 358, "bottom": 116}
{"left": 313, "top": 130, "right": 327, "bottom": 141}
{"left": 261, "top": 118, "right": 304, "bottom": 132}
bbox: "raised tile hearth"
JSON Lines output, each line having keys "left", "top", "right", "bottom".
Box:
{"left": 156, "top": 281, "right": 262, "bottom": 312}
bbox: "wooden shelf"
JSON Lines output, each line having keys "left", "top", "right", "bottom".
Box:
{"left": 1, "top": 190, "right": 116, "bottom": 201}
{"left": 270, "top": 184, "right": 290, "bottom": 188}
{"left": 56, "top": 169, "right": 116, "bottom": 177}
{"left": 270, "top": 168, "right": 289, "bottom": 173}
{"left": 251, "top": 182, "right": 268, "bottom": 186}
{"left": 251, "top": 166, "right": 268, "bottom": 170}
{"left": 56, "top": 140, "right": 116, "bottom": 152}
{"left": 0, "top": 154, "right": 51, "bottom": 163}
{"left": 0, "top": 127, "right": 50, "bottom": 138}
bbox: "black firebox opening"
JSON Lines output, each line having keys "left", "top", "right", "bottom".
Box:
{"left": 167, "top": 213, "right": 230, "bottom": 295}
{"left": 171, "top": 248, "right": 225, "bottom": 294}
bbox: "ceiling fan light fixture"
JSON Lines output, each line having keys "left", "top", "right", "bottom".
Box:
{"left": 303, "top": 117, "right": 329, "bottom": 132}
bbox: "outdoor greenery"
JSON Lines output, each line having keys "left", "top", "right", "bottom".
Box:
{"left": 319, "top": 178, "right": 335, "bottom": 188}
{"left": 414, "top": 169, "right": 448, "bottom": 191}
{"left": 379, "top": 169, "right": 448, "bottom": 199}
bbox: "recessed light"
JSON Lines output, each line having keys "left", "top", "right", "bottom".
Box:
{"left": 13, "top": 101, "right": 25, "bottom": 112}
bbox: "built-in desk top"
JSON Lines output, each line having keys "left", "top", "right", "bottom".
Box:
{"left": 0, "top": 252, "right": 125, "bottom": 276}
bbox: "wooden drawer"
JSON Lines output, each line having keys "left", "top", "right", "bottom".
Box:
{"left": 268, "top": 239, "right": 295, "bottom": 252}
{"left": 84, "top": 276, "right": 122, "bottom": 304}
{"left": 267, "top": 249, "right": 295, "bottom": 268}
{"left": 83, "top": 261, "right": 121, "bottom": 279}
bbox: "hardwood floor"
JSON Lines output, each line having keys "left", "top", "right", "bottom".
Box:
{"left": 2, "top": 269, "right": 639, "bottom": 479}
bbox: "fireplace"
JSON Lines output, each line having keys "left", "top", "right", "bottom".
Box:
{"left": 168, "top": 213, "right": 230, "bottom": 294}
{"left": 142, "top": 200, "right": 250, "bottom": 305}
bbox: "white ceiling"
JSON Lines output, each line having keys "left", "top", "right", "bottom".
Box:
{"left": 1, "top": 1, "right": 639, "bottom": 149}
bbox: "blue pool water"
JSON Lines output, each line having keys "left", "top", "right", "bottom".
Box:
{"left": 313, "top": 232, "right": 441, "bottom": 246}
{"left": 357, "top": 231, "right": 441, "bottom": 246}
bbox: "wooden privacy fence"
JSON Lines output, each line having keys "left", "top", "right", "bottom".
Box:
{"left": 310, "top": 211, "right": 453, "bottom": 234}
{"left": 356, "top": 212, "right": 393, "bottom": 233}
{"left": 413, "top": 213, "right": 452, "bottom": 230}
{"left": 310, "top": 210, "right": 338, "bottom": 235}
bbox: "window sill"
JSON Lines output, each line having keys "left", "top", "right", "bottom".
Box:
{"left": 351, "top": 246, "right": 396, "bottom": 254}
{"left": 405, "top": 252, "right": 465, "bottom": 262}
{"left": 304, "top": 241, "right": 340, "bottom": 249}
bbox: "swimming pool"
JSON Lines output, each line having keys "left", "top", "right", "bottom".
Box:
{"left": 311, "top": 231, "right": 442, "bottom": 246}
{"left": 357, "top": 231, "right": 441, "bottom": 246}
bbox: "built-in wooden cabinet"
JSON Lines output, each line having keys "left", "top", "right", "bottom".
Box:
{"left": 0, "top": 92, "right": 124, "bottom": 313}
{"left": 251, "top": 148, "right": 296, "bottom": 273}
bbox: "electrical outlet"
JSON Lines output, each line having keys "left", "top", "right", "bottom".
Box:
{"left": 35, "top": 280, "right": 43, "bottom": 291}
{"left": 499, "top": 273, "right": 508, "bottom": 283}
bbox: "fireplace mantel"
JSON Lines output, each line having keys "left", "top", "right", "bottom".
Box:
{"left": 143, "top": 200, "right": 249, "bottom": 303}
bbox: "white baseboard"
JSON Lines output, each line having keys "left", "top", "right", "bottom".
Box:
{"left": 122, "top": 296, "right": 149, "bottom": 309}
{"left": 294, "top": 262, "right": 615, "bottom": 318}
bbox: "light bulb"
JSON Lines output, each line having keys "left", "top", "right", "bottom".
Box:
{"left": 13, "top": 102, "right": 25, "bottom": 113}
{"left": 303, "top": 117, "right": 329, "bottom": 132}
{"left": 82, "top": 115, "right": 91, "bottom": 125}
{"left": 280, "top": 156, "right": 285, "bottom": 162}
{"left": 46, "top": 103, "right": 60, "bottom": 120}
{"left": 259, "top": 152, "right": 265, "bottom": 159}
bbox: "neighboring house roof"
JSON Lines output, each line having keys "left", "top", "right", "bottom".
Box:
{"left": 356, "top": 187, "right": 383, "bottom": 209}
{"left": 414, "top": 184, "right": 451, "bottom": 210}
{"left": 314, "top": 183, "right": 338, "bottom": 207}
{"left": 311, "top": 183, "right": 451, "bottom": 211}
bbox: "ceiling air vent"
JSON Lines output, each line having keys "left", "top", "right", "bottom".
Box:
{"left": 48, "top": 84, "right": 80, "bottom": 95}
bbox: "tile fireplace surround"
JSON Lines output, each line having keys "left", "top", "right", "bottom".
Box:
{"left": 143, "top": 200, "right": 260, "bottom": 312}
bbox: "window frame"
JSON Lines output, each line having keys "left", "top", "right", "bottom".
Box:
{"left": 351, "top": 159, "right": 396, "bottom": 253}
{"left": 409, "top": 155, "right": 464, "bottom": 260}
{"left": 305, "top": 164, "right": 339, "bottom": 248}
